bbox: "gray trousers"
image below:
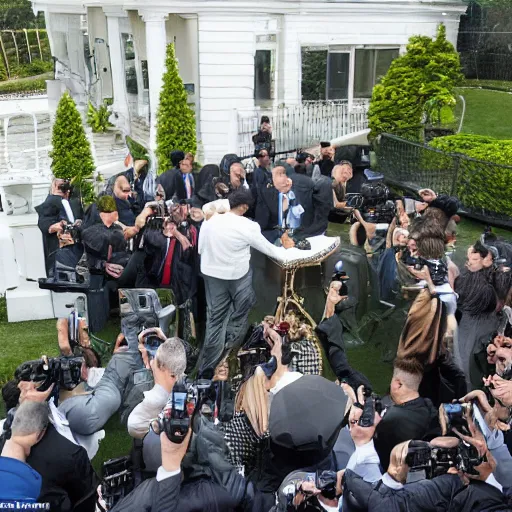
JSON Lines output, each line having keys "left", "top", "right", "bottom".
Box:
{"left": 199, "top": 270, "right": 256, "bottom": 376}
{"left": 59, "top": 315, "right": 144, "bottom": 435}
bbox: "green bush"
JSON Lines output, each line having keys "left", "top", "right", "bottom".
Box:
{"left": 50, "top": 92, "right": 96, "bottom": 204}
{"left": 156, "top": 43, "right": 196, "bottom": 174}
{"left": 0, "top": 54, "right": 6, "bottom": 81}
{"left": 0, "top": 74, "right": 50, "bottom": 94}
{"left": 368, "top": 24, "right": 462, "bottom": 139}
{"left": 429, "top": 134, "right": 512, "bottom": 215}
{"left": 87, "top": 102, "right": 113, "bottom": 133}
{"left": 9, "top": 60, "right": 53, "bottom": 78}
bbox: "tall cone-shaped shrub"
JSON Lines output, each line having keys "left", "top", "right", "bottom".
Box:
{"left": 50, "top": 92, "right": 95, "bottom": 203}
{"left": 156, "top": 43, "right": 196, "bottom": 173}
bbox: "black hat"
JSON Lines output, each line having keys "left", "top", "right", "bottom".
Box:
{"left": 320, "top": 141, "right": 331, "bottom": 148}
{"left": 170, "top": 150, "right": 185, "bottom": 167}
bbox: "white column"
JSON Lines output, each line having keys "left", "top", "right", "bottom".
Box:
{"left": 140, "top": 10, "right": 168, "bottom": 151}
{"left": 104, "top": 8, "right": 131, "bottom": 135}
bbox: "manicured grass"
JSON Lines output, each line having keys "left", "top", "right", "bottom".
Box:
{"left": 457, "top": 87, "right": 512, "bottom": 139}
{"left": 460, "top": 79, "right": 512, "bottom": 93}
{"left": 0, "top": 218, "right": 510, "bottom": 472}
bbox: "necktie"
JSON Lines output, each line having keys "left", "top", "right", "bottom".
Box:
{"left": 184, "top": 174, "right": 192, "bottom": 199}
{"left": 161, "top": 238, "right": 177, "bottom": 286}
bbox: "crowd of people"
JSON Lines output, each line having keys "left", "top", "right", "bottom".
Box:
{"left": 0, "top": 122, "right": 511, "bottom": 511}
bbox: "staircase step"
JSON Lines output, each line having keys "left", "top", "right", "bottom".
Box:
{"left": 6, "top": 281, "right": 54, "bottom": 322}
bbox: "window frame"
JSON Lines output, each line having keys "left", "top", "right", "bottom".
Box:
{"left": 254, "top": 34, "right": 278, "bottom": 107}
{"left": 300, "top": 44, "right": 400, "bottom": 109}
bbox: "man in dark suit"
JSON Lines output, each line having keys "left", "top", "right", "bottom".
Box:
{"left": 36, "top": 179, "right": 84, "bottom": 276}
{"left": 157, "top": 151, "right": 195, "bottom": 202}
{"left": 256, "top": 165, "right": 331, "bottom": 243}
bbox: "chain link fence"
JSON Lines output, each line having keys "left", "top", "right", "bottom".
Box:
{"left": 376, "top": 134, "right": 512, "bottom": 226}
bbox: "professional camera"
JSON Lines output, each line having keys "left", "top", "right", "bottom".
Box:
{"left": 442, "top": 403, "right": 472, "bottom": 434}
{"left": 332, "top": 260, "right": 349, "bottom": 297}
{"left": 150, "top": 379, "right": 213, "bottom": 443}
{"left": 15, "top": 355, "right": 83, "bottom": 392}
{"left": 414, "top": 258, "right": 448, "bottom": 286}
{"left": 61, "top": 221, "right": 81, "bottom": 243}
{"left": 282, "top": 470, "right": 340, "bottom": 510}
{"left": 57, "top": 180, "right": 72, "bottom": 195}
{"left": 406, "top": 439, "right": 483, "bottom": 479}
{"left": 100, "top": 456, "right": 134, "bottom": 510}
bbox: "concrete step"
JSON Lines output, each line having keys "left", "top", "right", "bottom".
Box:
{"left": 6, "top": 280, "right": 54, "bottom": 322}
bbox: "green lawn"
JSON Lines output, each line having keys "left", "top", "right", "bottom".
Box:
{"left": 460, "top": 79, "right": 512, "bottom": 93}
{"left": 458, "top": 87, "right": 512, "bottom": 139}
{"left": 0, "top": 217, "right": 510, "bottom": 473}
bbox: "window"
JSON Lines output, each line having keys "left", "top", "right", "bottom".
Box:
{"left": 301, "top": 46, "right": 399, "bottom": 101}
{"left": 327, "top": 52, "right": 350, "bottom": 100}
{"left": 354, "top": 48, "right": 399, "bottom": 98}
{"left": 254, "top": 49, "right": 272, "bottom": 101}
{"left": 301, "top": 48, "right": 327, "bottom": 101}
{"left": 123, "top": 34, "right": 137, "bottom": 95}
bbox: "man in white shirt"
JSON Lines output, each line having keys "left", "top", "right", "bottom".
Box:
{"left": 198, "top": 188, "right": 288, "bottom": 379}
{"left": 127, "top": 336, "right": 187, "bottom": 439}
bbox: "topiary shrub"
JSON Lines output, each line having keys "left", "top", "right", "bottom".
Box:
{"left": 156, "top": 43, "right": 196, "bottom": 174}
{"left": 368, "top": 24, "right": 462, "bottom": 140}
{"left": 50, "top": 92, "right": 96, "bottom": 203}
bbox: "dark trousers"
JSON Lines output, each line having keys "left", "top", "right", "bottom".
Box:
{"left": 199, "top": 270, "right": 256, "bottom": 377}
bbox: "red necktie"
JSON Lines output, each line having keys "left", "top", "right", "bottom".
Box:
{"left": 161, "top": 238, "right": 176, "bottom": 286}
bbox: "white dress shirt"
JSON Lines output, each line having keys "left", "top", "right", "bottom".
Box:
{"left": 198, "top": 212, "right": 287, "bottom": 280}
{"left": 127, "top": 384, "right": 169, "bottom": 439}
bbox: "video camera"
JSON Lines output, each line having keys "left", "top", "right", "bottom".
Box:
{"left": 406, "top": 440, "right": 483, "bottom": 479}
{"left": 359, "top": 181, "right": 395, "bottom": 224}
{"left": 150, "top": 378, "right": 213, "bottom": 443}
{"left": 15, "top": 355, "right": 83, "bottom": 392}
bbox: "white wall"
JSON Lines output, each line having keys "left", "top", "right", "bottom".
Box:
{"left": 281, "top": 13, "right": 462, "bottom": 104}
{"left": 198, "top": 14, "right": 259, "bottom": 163}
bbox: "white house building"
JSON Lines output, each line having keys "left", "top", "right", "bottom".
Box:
{"left": 31, "top": 0, "right": 466, "bottom": 164}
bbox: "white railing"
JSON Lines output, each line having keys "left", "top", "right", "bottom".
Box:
{"left": 237, "top": 99, "right": 370, "bottom": 157}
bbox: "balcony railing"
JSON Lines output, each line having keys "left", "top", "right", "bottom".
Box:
{"left": 237, "top": 99, "right": 370, "bottom": 158}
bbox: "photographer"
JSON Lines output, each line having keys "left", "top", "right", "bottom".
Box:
{"left": 111, "top": 420, "right": 265, "bottom": 511}
{"left": 36, "top": 178, "right": 84, "bottom": 276}
{"left": 59, "top": 320, "right": 147, "bottom": 436}
{"left": 373, "top": 358, "right": 441, "bottom": 471}
{"left": 0, "top": 401, "right": 47, "bottom": 503}
{"left": 81, "top": 196, "right": 130, "bottom": 288}
{"left": 128, "top": 335, "right": 186, "bottom": 439}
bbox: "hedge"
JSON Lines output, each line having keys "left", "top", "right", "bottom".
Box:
{"left": 0, "top": 73, "right": 50, "bottom": 95}
{"left": 429, "top": 134, "right": 512, "bottom": 216}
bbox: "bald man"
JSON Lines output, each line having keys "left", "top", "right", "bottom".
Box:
{"left": 112, "top": 176, "right": 136, "bottom": 226}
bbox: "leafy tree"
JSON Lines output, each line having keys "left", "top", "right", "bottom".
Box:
{"left": 50, "top": 92, "right": 95, "bottom": 203}
{"left": 0, "top": 0, "right": 45, "bottom": 30}
{"left": 368, "top": 24, "right": 462, "bottom": 139}
{"left": 156, "top": 43, "right": 196, "bottom": 173}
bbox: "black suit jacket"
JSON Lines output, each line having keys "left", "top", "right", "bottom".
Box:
{"left": 157, "top": 168, "right": 192, "bottom": 202}
{"left": 255, "top": 185, "right": 281, "bottom": 242}
{"left": 36, "top": 195, "right": 84, "bottom": 275}
{"left": 26, "top": 424, "right": 98, "bottom": 512}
